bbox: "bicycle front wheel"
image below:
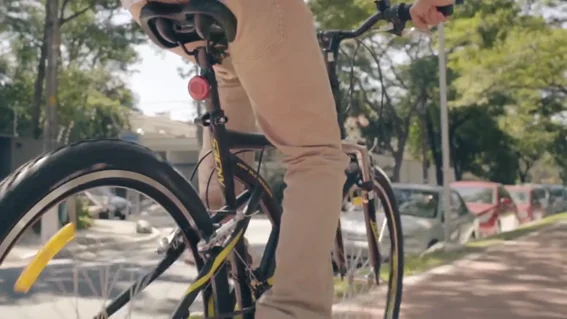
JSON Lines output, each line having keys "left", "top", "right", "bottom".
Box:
{"left": 335, "top": 167, "right": 403, "bottom": 319}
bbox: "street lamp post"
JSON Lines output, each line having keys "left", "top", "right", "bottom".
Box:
{"left": 438, "top": 22, "right": 453, "bottom": 247}
{"left": 41, "top": 0, "right": 61, "bottom": 243}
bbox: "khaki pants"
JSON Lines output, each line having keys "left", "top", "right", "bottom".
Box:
{"left": 127, "top": 0, "right": 348, "bottom": 317}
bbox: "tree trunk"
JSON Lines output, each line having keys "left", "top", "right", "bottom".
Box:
{"left": 391, "top": 133, "right": 408, "bottom": 182}
{"left": 391, "top": 150, "right": 404, "bottom": 182}
{"left": 420, "top": 113, "right": 429, "bottom": 184}
{"left": 31, "top": 7, "right": 50, "bottom": 139}
{"left": 454, "top": 163, "right": 462, "bottom": 181}
{"left": 425, "top": 108, "right": 443, "bottom": 185}
{"left": 517, "top": 158, "right": 532, "bottom": 183}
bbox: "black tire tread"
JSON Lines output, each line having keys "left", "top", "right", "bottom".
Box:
{"left": 372, "top": 168, "right": 404, "bottom": 319}
{"left": 0, "top": 138, "right": 212, "bottom": 262}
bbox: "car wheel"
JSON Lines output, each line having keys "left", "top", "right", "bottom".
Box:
{"left": 470, "top": 230, "right": 477, "bottom": 241}
{"left": 118, "top": 213, "right": 127, "bottom": 220}
{"left": 427, "top": 239, "right": 438, "bottom": 249}
{"left": 99, "top": 210, "right": 109, "bottom": 219}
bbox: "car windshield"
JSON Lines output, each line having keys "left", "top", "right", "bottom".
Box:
{"left": 453, "top": 186, "right": 494, "bottom": 204}
{"left": 393, "top": 188, "right": 438, "bottom": 218}
{"left": 508, "top": 190, "right": 529, "bottom": 204}
{"left": 551, "top": 188, "right": 564, "bottom": 198}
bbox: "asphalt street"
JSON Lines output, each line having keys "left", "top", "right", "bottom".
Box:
{"left": 0, "top": 208, "right": 273, "bottom": 318}
{"left": 0, "top": 204, "right": 525, "bottom": 318}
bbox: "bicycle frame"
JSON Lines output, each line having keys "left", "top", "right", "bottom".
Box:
{"left": 96, "top": 1, "right": 416, "bottom": 317}
{"left": 192, "top": 19, "right": 384, "bottom": 285}
{"left": 54, "top": 0, "right": 461, "bottom": 317}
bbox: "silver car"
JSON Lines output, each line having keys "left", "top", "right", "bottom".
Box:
{"left": 341, "top": 183, "right": 479, "bottom": 260}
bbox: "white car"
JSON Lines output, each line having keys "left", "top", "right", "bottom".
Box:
{"left": 341, "top": 183, "right": 479, "bottom": 260}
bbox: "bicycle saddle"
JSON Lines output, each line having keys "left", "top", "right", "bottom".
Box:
{"left": 139, "top": 0, "right": 237, "bottom": 49}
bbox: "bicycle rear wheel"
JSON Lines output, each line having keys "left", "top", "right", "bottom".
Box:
{"left": 0, "top": 139, "right": 223, "bottom": 317}
{"left": 0, "top": 139, "right": 283, "bottom": 318}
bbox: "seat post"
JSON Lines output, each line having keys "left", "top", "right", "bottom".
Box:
{"left": 195, "top": 46, "right": 212, "bottom": 70}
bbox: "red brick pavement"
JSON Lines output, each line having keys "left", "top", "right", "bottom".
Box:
{"left": 334, "top": 222, "right": 567, "bottom": 318}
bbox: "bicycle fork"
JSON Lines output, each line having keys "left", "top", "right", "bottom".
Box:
{"left": 333, "top": 142, "right": 383, "bottom": 286}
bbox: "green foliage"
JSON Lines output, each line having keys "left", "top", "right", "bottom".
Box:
{"left": 31, "top": 197, "right": 93, "bottom": 234}
{"left": 311, "top": 0, "right": 567, "bottom": 184}
{"left": 75, "top": 198, "right": 94, "bottom": 230}
{"left": 0, "top": 0, "right": 145, "bottom": 140}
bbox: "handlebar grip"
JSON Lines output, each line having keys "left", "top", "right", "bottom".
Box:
{"left": 436, "top": 5, "right": 454, "bottom": 17}
{"left": 398, "top": 3, "right": 454, "bottom": 22}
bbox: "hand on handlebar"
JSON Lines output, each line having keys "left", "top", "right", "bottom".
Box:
{"left": 410, "top": 0, "right": 455, "bottom": 30}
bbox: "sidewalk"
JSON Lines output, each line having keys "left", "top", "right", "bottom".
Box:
{"left": 333, "top": 221, "right": 567, "bottom": 318}
{"left": 3, "top": 220, "right": 160, "bottom": 264}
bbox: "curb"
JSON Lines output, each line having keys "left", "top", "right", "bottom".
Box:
{"left": 13, "top": 227, "right": 162, "bottom": 262}
{"left": 333, "top": 221, "right": 562, "bottom": 310}
{"left": 407, "top": 221, "right": 560, "bottom": 284}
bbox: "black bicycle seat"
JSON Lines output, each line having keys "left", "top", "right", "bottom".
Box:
{"left": 139, "top": 0, "right": 237, "bottom": 49}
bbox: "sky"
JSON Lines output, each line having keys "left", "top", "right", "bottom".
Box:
{"left": 127, "top": 44, "right": 197, "bottom": 121}
{"left": 124, "top": 4, "right": 564, "bottom": 124}
{"left": 114, "top": 8, "right": 196, "bottom": 122}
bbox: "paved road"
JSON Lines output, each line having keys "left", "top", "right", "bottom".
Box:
{"left": 1, "top": 203, "right": 532, "bottom": 319}
{"left": 334, "top": 221, "right": 567, "bottom": 318}
{"left": 0, "top": 207, "right": 273, "bottom": 319}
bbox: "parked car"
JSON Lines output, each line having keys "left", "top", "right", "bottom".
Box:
{"left": 528, "top": 184, "right": 552, "bottom": 215}
{"left": 340, "top": 183, "right": 478, "bottom": 260}
{"left": 451, "top": 181, "right": 520, "bottom": 236}
{"left": 505, "top": 185, "right": 544, "bottom": 222}
{"left": 546, "top": 185, "right": 567, "bottom": 214}
{"left": 79, "top": 187, "right": 132, "bottom": 220}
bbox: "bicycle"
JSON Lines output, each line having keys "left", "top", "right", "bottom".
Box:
{"left": 0, "top": 0, "right": 453, "bottom": 318}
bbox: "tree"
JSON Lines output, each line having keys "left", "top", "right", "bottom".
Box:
{"left": 402, "top": 0, "right": 567, "bottom": 184}
{"left": 0, "top": 0, "right": 146, "bottom": 141}
{"left": 310, "top": 0, "right": 448, "bottom": 181}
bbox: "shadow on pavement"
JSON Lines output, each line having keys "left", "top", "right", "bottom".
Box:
{"left": 0, "top": 258, "right": 197, "bottom": 307}
{"left": 337, "top": 223, "right": 567, "bottom": 319}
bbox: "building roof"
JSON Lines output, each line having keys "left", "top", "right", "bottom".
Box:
{"left": 128, "top": 111, "right": 198, "bottom": 138}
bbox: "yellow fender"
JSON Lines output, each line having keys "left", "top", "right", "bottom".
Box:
{"left": 14, "top": 222, "right": 77, "bottom": 293}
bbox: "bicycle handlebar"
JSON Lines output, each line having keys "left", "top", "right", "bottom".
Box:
{"left": 328, "top": 2, "right": 454, "bottom": 39}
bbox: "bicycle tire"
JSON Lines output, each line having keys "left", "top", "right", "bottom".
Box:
{"left": 336, "top": 168, "right": 403, "bottom": 319}
{"left": 371, "top": 167, "right": 403, "bottom": 319}
{"left": 0, "top": 139, "right": 216, "bottom": 264}
{"left": 0, "top": 139, "right": 281, "bottom": 318}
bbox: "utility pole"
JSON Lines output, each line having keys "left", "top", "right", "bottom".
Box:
{"left": 41, "top": 0, "right": 61, "bottom": 243}
{"left": 439, "top": 23, "right": 453, "bottom": 248}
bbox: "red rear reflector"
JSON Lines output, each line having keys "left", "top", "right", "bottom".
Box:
{"left": 188, "top": 76, "right": 210, "bottom": 101}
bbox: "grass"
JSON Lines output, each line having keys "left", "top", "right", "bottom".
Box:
{"left": 333, "top": 212, "right": 567, "bottom": 299}
{"left": 468, "top": 212, "right": 567, "bottom": 247}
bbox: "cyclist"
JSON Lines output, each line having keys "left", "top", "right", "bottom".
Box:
{"left": 122, "top": 0, "right": 453, "bottom": 317}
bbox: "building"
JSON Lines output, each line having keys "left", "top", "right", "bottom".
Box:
{"left": 122, "top": 111, "right": 201, "bottom": 183}
{"left": 0, "top": 133, "right": 44, "bottom": 181}
{"left": 0, "top": 111, "right": 203, "bottom": 183}
{"left": 1, "top": 110, "right": 452, "bottom": 188}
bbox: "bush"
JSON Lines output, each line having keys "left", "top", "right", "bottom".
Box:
{"left": 31, "top": 197, "right": 93, "bottom": 234}
{"left": 75, "top": 198, "right": 94, "bottom": 230}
